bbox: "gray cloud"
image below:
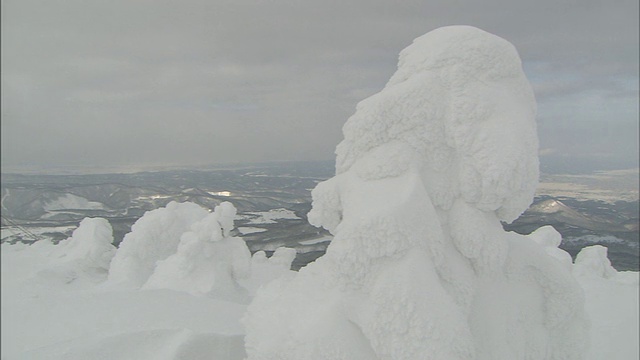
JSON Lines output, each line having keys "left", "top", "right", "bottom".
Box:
{"left": 1, "top": 0, "right": 638, "bottom": 172}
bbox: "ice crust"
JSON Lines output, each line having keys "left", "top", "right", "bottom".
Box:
{"left": 244, "top": 26, "right": 588, "bottom": 360}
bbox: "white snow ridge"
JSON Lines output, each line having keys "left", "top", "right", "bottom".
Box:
{"left": 243, "top": 26, "right": 588, "bottom": 360}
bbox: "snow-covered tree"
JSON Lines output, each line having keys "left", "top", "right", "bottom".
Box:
{"left": 244, "top": 26, "right": 588, "bottom": 360}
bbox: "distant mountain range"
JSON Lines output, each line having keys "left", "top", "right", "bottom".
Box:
{"left": 512, "top": 198, "right": 634, "bottom": 234}
{"left": 1, "top": 163, "right": 638, "bottom": 270}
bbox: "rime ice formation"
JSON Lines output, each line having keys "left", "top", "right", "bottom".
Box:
{"left": 17, "top": 217, "right": 118, "bottom": 287}
{"left": 240, "top": 248, "right": 298, "bottom": 296}
{"left": 243, "top": 26, "right": 588, "bottom": 360}
{"left": 528, "top": 225, "right": 574, "bottom": 270}
{"left": 143, "top": 202, "right": 252, "bottom": 302}
{"left": 107, "top": 200, "right": 295, "bottom": 300}
{"left": 573, "top": 245, "right": 618, "bottom": 279}
{"left": 107, "top": 201, "right": 209, "bottom": 287}
{"left": 55, "top": 217, "right": 116, "bottom": 271}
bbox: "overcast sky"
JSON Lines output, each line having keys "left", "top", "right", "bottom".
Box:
{"left": 1, "top": 0, "right": 638, "bottom": 173}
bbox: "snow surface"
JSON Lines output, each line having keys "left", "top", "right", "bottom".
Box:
{"left": 238, "top": 208, "right": 301, "bottom": 224}
{"left": 1, "top": 247, "right": 248, "bottom": 360}
{"left": 564, "top": 234, "right": 638, "bottom": 249}
{"left": 43, "top": 193, "right": 106, "bottom": 211}
{"left": 1, "top": 224, "right": 77, "bottom": 241}
{"left": 237, "top": 226, "right": 268, "bottom": 235}
{"left": 3, "top": 239, "right": 636, "bottom": 360}
{"left": 243, "top": 26, "right": 586, "bottom": 360}
{"left": 2, "top": 202, "right": 297, "bottom": 360}
{"left": 297, "top": 235, "right": 333, "bottom": 245}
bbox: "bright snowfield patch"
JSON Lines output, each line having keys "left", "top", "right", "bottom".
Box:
{"left": 43, "top": 193, "right": 106, "bottom": 211}
{"left": 237, "top": 226, "right": 268, "bottom": 235}
{"left": 238, "top": 208, "right": 301, "bottom": 225}
{"left": 243, "top": 26, "right": 589, "bottom": 360}
{"left": 1, "top": 202, "right": 296, "bottom": 360}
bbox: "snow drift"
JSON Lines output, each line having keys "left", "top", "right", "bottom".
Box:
{"left": 243, "top": 25, "right": 588, "bottom": 360}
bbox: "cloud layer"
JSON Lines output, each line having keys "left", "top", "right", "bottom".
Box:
{"left": 2, "top": 0, "right": 638, "bottom": 172}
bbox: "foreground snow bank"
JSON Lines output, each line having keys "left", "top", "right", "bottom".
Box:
{"left": 1, "top": 201, "right": 296, "bottom": 360}
{"left": 1, "top": 255, "right": 247, "bottom": 360}
{"left": 2, "top": 239, "right": 637, "bottom": 360}
{"left": 0, "top": 218, "right": 246, "bottom": 359}
{"left": 244, "top": 26, "right": 587, "bottom": 360}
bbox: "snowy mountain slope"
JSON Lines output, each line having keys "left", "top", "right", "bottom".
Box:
{"left": 3, "top": 162, "right": 637, "bottom": 269}
{"left": 526, "top": 198, "right": 627, "bottom": 232}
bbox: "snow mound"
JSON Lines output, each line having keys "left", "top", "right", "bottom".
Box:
{"left": 244, "top": 26, "right": 587, "bottom": 360}
{"left": 107, "top": 201, "right": 209, "bottom": 287}
{"left": 1, "top": 217, "right": 117, "bottom": 288}
{"left": 573, "top": 245, "right": 618, "bottom": 279}
{"left": 267, "top": 246, "right": 297, "bottom": 267}
{"left": 55, "top": 217, "right": 116, "bottom": 271}
{"left": 527, "top": 225, "right": 573, "bottom": 270}
{"left": 239, "top": 248, "right": 297, "bottom": 296}
{"left": 143, "top": 202, "right": 252, "bottom": 302}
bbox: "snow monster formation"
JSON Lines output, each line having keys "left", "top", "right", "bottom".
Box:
{"left": 243, "top": 26, "right": 588, "bottom": 360}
